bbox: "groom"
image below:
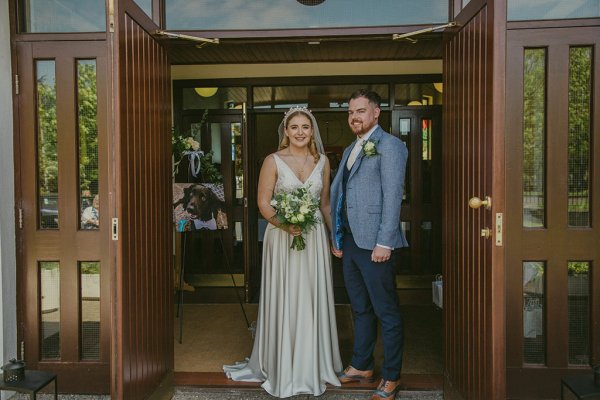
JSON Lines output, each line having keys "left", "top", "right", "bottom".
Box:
{"left": 330, "top": 90, "right": 408, "bottom": 400}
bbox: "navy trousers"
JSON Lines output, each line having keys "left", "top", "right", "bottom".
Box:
{"left": 342, "top": 232, "right": 404, "bottom": 381}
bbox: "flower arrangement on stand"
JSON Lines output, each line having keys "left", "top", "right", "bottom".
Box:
{"left": 172, "top": 129, "right": 223, "bottom": 184}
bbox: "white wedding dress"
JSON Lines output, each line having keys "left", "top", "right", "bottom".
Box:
{"left": 223, "top": 153, "right": 342, "bottom": 398}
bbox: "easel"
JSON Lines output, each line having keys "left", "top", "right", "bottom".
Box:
{"left": 175, "top": 226, "right": 250, "bottom": 344}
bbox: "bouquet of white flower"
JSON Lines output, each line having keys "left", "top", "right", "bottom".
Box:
{"left": 270, "top": 186, "right": 321, "bottom": 251}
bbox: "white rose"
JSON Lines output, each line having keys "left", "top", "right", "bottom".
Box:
{"left": 270, "top": 199, "right": 278, "bottom": 207}
{"left": 364, "top": 142, "right": 375, "bottom": 151}
{"left": 190, "top": 140, "right": 200, "bottom": 151}
{"left": 299, "top": 205, "right": 309, "bottom": 214}
{"left": 297, "top": 214, "right": 305, "bottom": 222}
{"left": 291, "top": 216, "right": 298, "bottom": 224}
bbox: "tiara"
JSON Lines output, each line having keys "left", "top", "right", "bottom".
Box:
{"left": 283, "top": 106, "right": 312, "bottom": 126}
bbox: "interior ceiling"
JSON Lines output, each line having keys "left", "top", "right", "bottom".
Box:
{"left": 160, "top": 33, "right": 443, "bottom": 65}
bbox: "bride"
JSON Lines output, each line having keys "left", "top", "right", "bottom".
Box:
{"left": 223, "top": 106, "right": 342, "bottom": 397}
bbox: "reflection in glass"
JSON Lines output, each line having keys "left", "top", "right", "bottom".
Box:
{"left": 36, "top": 60, "right": 59, "bottom": 230}
{"left": 80, "top": 262, "right": 100, "bottom": 360}
{"left": 522, "top": 49, "right": 546, "bottom": 228}
{"left": 133, "top": 0, "right": 152, "bottom": 17}
{"left": 254, "top": 84, "right": 389, "bottom": 109}
{"left": 568, "top": 262, "right": 590, "bottom": 365}
{"left": 395, "top": 83, "right": 443, "bottom": 106}
{"left": 399, "top": 121, "right": 411, "bottom": 204}
{"left": 77, "top": 60, "right": 100, "bottom": 230}
{"left": 523, "top": 261, "right": 545, "bottom": 364}
{"left": 568, "top": 47, "right": 592, "bottom": 228}
{"left": 422, "top": 118, "right": 433, "bottom": 204}
{"left": 166, "top": 0, "right": 447, "bottom": 30}
{"left": 508, "top": 0, "right": 600, "bottom": 21}
{"left": 182, "top": 87, "right": 246, "bottom": 110}
{"left": 40, "top": 261, "right": 60, "bottom": 360}
{"left": 231, "top": 123, "right": 244, "bottom": 202}
{"left": 20, "top": 0, "right": 106, "bottom": 32}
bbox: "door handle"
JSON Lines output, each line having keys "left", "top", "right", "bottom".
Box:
{"left": 468, "top": 196, "right": 492, "bottom": 210}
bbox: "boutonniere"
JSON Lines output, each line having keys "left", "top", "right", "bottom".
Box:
{"left": 362, "top": 139, "right": 379, "bottom": 157}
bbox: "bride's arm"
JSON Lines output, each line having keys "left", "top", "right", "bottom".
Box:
{"left": 257, "top": 155, "right": 297, "bottom": 235}
{"left": 320, "top": 157, "right": 333, "bottom": 234}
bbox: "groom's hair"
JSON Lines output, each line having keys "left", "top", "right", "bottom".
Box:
{"left": 349, "top": 89, "right": 382, "bottom": 108}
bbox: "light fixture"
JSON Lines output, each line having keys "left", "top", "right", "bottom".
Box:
{"left": 194, "top": 87, "right": 218, "bottom": 97}
{"left": 434, "top": 83, "right": 443, "bottom": 93}
{"left": 296, "top": 0, "right": 325, "bottom": 5}
{"left": 408, "top": 100, "right": 422, "bottom": 106}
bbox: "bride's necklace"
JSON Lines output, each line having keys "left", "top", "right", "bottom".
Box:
{"left": 288, "top": 149, "right": 310, "bottom": 177}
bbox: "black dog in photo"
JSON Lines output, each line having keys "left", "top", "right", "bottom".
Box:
{"left": 174, "top": 184, "right": 224, "bottom": 222}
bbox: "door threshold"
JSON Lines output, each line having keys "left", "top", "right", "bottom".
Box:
{"left": 174, "top": 372, "right": 443, "bottom": 391}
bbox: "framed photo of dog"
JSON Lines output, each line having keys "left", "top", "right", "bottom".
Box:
{"left": 173, "top": 183, "right": 228, "bottom": 232}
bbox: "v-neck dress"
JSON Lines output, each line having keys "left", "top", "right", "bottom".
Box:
{"left": 223, "top": 153, "right": 342, "bottom": 398}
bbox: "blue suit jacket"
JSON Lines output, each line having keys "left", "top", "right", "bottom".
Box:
{"left": 330, "top": 126, "right": 409, "bottom": 251}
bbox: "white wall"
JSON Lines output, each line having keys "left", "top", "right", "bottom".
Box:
{"left": 0, "top": 0, "right": 18, "bottom": 380}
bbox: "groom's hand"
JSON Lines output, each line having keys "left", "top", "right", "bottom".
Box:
{"left": 371, "top": 246, "right": 391, "bottom": 263}
{"left": 331, "top": 246, "right": 343, "bottom": 258}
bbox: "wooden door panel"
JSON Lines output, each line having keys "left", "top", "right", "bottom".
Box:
{"left": 442, "top": 2, "right": 504, "bottom": 398}
{"left": 506, "top": 26, "right": 600, "bottom": 399}
{"left": 113, "top": 2, "right": 173, "bottom": 398}
{"left": 17, "top": 41, "right": 110, "bottom": 393}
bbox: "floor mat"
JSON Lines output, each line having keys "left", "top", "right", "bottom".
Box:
{"left": 174, "top": 304, "right": 442, "bottom": 375}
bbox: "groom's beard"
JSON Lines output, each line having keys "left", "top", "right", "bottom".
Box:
{"left": 350, "top": 119, "right": 375, "bottom": 136}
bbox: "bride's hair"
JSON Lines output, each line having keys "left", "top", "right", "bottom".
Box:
{"left": 278, "top": 108, "right": 320, "bottom": 164}
{"left": 278, "top": 107, "right": 325, "bottom": 164}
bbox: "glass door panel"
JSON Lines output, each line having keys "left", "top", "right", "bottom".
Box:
{"left": 392, "top": 107, "right": 441, "bottom": 276}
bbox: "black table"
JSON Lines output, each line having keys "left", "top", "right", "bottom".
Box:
{"left": 561, "top": 375, "right": 600, "bottom": 400}
{"left": 0, "top": 370, "right": 57, "bottom": 400}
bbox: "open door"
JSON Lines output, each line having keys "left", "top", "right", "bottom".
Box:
{"left": 111, "top": 1, "right": 173, "bottom": 399}
{"left": 442, "top": 1, "right": 506, "bottom": 399}
{"left": 16, "top": 40, "right": 111, "bottom": 394}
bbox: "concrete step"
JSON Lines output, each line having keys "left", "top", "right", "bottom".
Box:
{"left": 173, "top": 387, "right": 443, "bottom": 399}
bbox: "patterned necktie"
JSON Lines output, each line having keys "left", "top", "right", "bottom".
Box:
{"left": 346, "top": 139, "right": 364, "bottom": 170}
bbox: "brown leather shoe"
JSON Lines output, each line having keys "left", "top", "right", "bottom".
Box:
{"left": 337, "top": 365, "right": 374, "bottom": 383}
{"left": 370, "top": 379, "right": 402, "bottom": 399}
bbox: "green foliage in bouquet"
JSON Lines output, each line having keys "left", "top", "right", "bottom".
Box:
{"left": 271, "top": 186, "right": 321, "bottom": 251}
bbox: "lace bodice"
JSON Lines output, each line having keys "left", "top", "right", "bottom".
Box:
{"left": 272, "top": 153, "right": 325, "bottom": 199}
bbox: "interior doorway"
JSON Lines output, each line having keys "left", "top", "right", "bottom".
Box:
{"left": 172, "top": 79, "right": 444, "bottom": 390}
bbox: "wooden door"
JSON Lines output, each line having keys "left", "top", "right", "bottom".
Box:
{"left": 442, "top": 1, "right": 506, "bottom": 399}
{"left": 505, "top": 25, "right": 600, "bottom": 399}
{"left": 392, "top": 106, "right": 442, "bottom": 275}
{"left": 112, "top": 1, "right": 173, "bottom": 399}
{"left": 17, "top": 41, "right": 110, "bottom": 393}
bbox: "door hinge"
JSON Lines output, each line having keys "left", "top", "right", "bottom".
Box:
{"left": 14, "top": 74, "right": 19, "bottom": 95}
{"left": 108, "top": 0, "right": 115, "bottom": 32}
{"left": 18, "top": 208, "right": 23, "bottom": 229}
{"left": 20, "top": 341, "right": 24, "bottom": 360}
{"left": 111, "top": 218, "right": 119, "bottom": 240}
